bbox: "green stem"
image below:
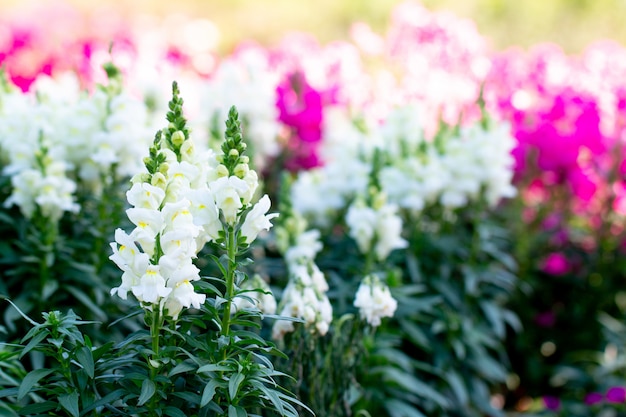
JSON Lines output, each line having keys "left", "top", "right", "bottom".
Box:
{"left": 148, "top": 309, "right": 161, "bottom": 416}
{"left": 221, "top": 226, "right": 238, "bottom": 349}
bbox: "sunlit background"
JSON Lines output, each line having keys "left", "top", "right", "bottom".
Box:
{"left": 1, "top": 0, "right": 625, "bottom": 52}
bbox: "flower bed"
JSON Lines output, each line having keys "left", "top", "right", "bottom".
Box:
{"left": 1, "top": 1, "right": 626, "bottom": 416}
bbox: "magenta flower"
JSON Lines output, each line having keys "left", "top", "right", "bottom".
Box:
{"left": 606, "top": 386, "right": 626, "bottom": 403}
{"left": 584, "top": 392, "right": 603, "bottom": 405}
{"left": 543, "top": 395, "right": 561, "bottom": 411}
{"left": 276, "top": 71, "right": 324, "bottom": 171}
{"left": 541, "top": 252, "right": 570, "bottom": 276}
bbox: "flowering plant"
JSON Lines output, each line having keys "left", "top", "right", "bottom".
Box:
{"left": 0, "top": 83, "right": 307, "bottom": 417}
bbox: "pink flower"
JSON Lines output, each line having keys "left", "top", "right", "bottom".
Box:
{"left": 606, "top": 386, "right": 626, "bottom": 403}
{"left": 584, "top": 392, "right": 603, "bottom": 405}
{"left": 543, "top": 395, "right": 561, "bottom": 411}
{"left": 541, "top": 252, "right": 570, "bottom": 276}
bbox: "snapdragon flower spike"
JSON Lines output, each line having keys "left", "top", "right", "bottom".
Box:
{"left": 110, "top": 82, "right": 208, "bottom": 320}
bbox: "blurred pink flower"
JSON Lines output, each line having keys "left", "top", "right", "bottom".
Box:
{"left": 541, "top": 252, "right": 570, "bottom": 275}
{"left": 543, "top": 395, "right": 561, "bottom": 411}
{"left": 606, "top": 386, "right": 626, "bottom": 403}
{"left": 584, "top": 392, "right": 603, "bottom": 405}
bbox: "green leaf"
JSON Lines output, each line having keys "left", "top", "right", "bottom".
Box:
{"left": 76, "top": 346, "right": 95, "bottom": 379}
{"left": 228, "top": 404, "right": 247, "bottom": 417}
{"left": 81, "top": 389, "right": 125, "bottom": 414}
{"left": 168, "top": 361, "right": 197, "bottom": 377}
{"left": 164, "top": 406, "right": 187, "bottom": 417}
{"left": 200, "top": 379, "right": 219, "bottom": 407}
{"left": 19, "top": 329, "right": 48, "bottom": 359}
{"left": 137, "top": 378, "right": 156, "bottom": 406}
{"left": 382, "top": 368, "right": 449, "bottom": 408}
{"left": 198, "top": 364, "right": 231, "bottom": 374}
{"left": 257, "top": 384, "right": 284, "bottom": 415}
{"left": 17, "top": 401, "right": 57, "bottom": 415}
{"left": 228, "top": 372, "right": 245, "bottom": 401}
{"left": 446, "top": 371, "right": 468, "bottom": 406}
{"left": 384, "top": 399, "right": 427, "bottom": 417}
{"left": 58, "top": 391, "right": 80, "bottom": 417}
{"left": 18, "top": 368, "right": 54, "bottom": 400}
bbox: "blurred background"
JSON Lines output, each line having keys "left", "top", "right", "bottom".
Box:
{"left": 0, "top": 0, "right": 625, "bottom": 53}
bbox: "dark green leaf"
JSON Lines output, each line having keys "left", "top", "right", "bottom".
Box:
{"left": 17, "top": 401, "right": 57, "bottom": 415}
{"left": 164, "top": 406, "right": 187, "bottom": 417}
{"left": 168, "top": 361, "right": 197, "bottom": 377}
{"left": 18, "top": 368, "right": 54, "bottom": 400}
{"left": 58, "top": 391, "right": 80, "bottom": 417}
{"left": 76, "top": 346, "right": 95, "bottom": 379}
{"left": 137, "top": 378, "right": 156, "bottom": 406}
{"left": 200, "top": 379, "right": 219, "bottom": 407}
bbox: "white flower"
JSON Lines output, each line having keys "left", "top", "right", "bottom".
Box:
{"left": 345, "top": 205, "right": 377, "bottom": 254}
{"left": 162, "top": 280, "right": 206, "bottom": 320}
{"left": 284, "top": 229, "right": 323, "bottom": 264}
{"left": 240, "top": 195, "right": 279, "bottom": 244}
{"left": 354, "top": 275, "right": 398, "bottom": 327}
{"left": 374, "top": 204, "right": 408, "bottom": 261}
{"left": 185, "top": 188, "right": 222, "bottom": 244}
{"left": 210, "top": 176, "right": 249, "bottom": 224}
{"left": 126, "top": 182, "right": 166, "bottom": 210}
{"left": 132, "top": 264, "right": 172, "bottom": 304}
{"left": 109, "top": 229, "right": 151, "bottom": 300}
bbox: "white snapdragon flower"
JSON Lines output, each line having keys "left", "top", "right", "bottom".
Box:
{"left": 126, "top": 182, "right": 166, "bottom": 210}
{"left": 163, "top": 280, "right": 206, "bottom": 320}
{"left": 109, "top": 229, "right": 151, "bottom": 300}
{"left": 354, "top": 275, "right": 398, "bottom": 327}
{"left": 241, "top": 195, "right": 279, "bottom": 244}
{"left": 132, "top": 264, "right": 172, "bottom": 305}
{"left": 210, "top": 175, "right": 249, "bottom": 224}
{"left": 346, "top": 205, "right": 377, "bottom": 254}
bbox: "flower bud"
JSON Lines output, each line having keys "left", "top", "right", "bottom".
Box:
{"left": 132, "top": 172, "right": 150, "bottom": 184}
{"left": 171, "top": 130, "right": 186, "bottom": 147}
{"left": 240, "top": 155, "right": 250, "bottom": 164}
{"left": 234, "top": 163, "right": 249, "bottom": 178}
{"left": 228, "top": 149, "right": 239, "bottom": 158}
{"left": 216, "top": 164, "right": 229, "bottom": 178}
{"left": 151, "top": 172, "right": 168, "bottom": 189}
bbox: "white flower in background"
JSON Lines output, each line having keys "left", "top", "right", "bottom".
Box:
{"left": 233, "top": 275, "right": 277, "bottom": 315}
{"left": 346, "top": 193, "right": 407, "bottom": 262}
{"left": 354, "top": 274, "right": 398, "bottom": 327}
{"left": 195, "top": 47, "right": 282, "bottom": 169}
{"left": 284, "top": 229, "right": 323, "bottom": 266}
{"left": 272, "top": 246, "right": 332, "bottom": 340}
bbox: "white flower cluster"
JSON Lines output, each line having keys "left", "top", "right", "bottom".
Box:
{"left": 273, "top": 217, "right": 332, "bottom": 340}
{"left": 196, "top": 47, "right": 282, "bottom": 169}
{"left": 290, "top": 105, "right": 517, "bottom": 229}
{"left": 353, "top": 274, "right": 398, "bottom": 327}
{"left": 346, "top": 192, "right": 408, "bottom": 262}
{"left": 379, "top": 106, "right": 517, "bottom": 211}
{"left": 109, "top": 96, "right": 279, "bottom": 321}
{"left": 0, "top": 72, "right": 153, "bottom": 221}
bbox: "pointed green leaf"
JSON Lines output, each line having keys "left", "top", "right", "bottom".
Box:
{"left": 228, "top": 372, "right": 245, "bottom": 400}
{"left": 76, "top": 346, "right": 94, "bottom": 379}
{"left": 164, "top": 406, "right": 187, "bottom": 417}
{"left": 19, "top": 330, "right": 48, "bottom": 359}
{"left": 18, "top": 368, "right": 54, "bottom": 400}
{"left": 168, "top": 361, "right": 197, "bottom": 377}
{"left": 137, "top": 378, "right": 156, "bottom": 406}
{"left": 200, "top": 379, "right": 219, "bottom": 407}
{"left": 58, "top": 391, "right": 80, "bottom": 417}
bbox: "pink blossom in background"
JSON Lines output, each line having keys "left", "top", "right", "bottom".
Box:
{"left": 276, "top": 71, "right": 324, "bottom": 171}
{"left": 534, "top": 311, "right": 556, "bottom": 328}
{"left": 542, "top": 395, "right": 561, "bottom": 411}
{"left": 606, "top": 386, "right": 626, "bottom": 403}
{"left": 584, "top": 392, "right": 603, "bottom": 405}
{"left": 541, "top": 252, "right": 570, "bottom": 276}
